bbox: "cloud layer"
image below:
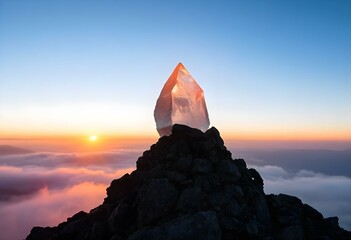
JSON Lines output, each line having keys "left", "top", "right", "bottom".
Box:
{"left": 0, "top": 145, "right": 350, "bottom": 240}
{"left": 252, "top": 164, "right": 351, "bottom": 230}
{"left": 0, "top": 149, "right": 137, "bottom": 240}
{"left": 0, "top": 182, "right": 107, "bottom": 240}
{"left": 0, "top": 165, "right": 134, "bottom": 202}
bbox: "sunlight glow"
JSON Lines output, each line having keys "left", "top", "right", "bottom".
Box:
{"left": 89, "top": 135, "right": 97, "bottom": 141}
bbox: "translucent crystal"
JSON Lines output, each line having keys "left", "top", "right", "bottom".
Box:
{"left": 154, "top": 63, "right": 210, "bottom": 136}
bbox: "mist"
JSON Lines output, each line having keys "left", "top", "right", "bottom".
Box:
{"left": 0, "top": 141, "right": 350, "bottom": 239}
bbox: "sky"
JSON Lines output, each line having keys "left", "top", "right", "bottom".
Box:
{"left": 1, "top": 0, "right": 350, "bottom": 140}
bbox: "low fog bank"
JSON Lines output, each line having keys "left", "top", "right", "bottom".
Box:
{"left": 253, "top": 164, "right": 351, "bottom": 230}
{"left": 0, "top": 182, "right": 108, "bottom": 240}
{"left": 0, "top": 144, "right": 350, "bottom": 239}
{"left": 230, "top": 147, "right": 351, "bottom": 230}
{"left": 0, "top": 148, "right": 137, "bottom": 240}
{"left": 232, "top": 148, "right": 351, "bottom": 177}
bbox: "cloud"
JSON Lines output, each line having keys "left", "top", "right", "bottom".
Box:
{"left": 0, "top": 182, "right": 107, "bottom": 240}
{"left": 0, "top": 145, "right": 33, "bottom": 156}
{"left": 0, "top": 165, "right": 134, "bottom": 201}
{"left": 0, "top": 149, "right": 137, "bottom": 240}
{"left": 251, "top": 164, "right": 351, "bottom": 230}
{"left": 0, "top": 149, "right": 139, "bottom": 201}
{"left": 0, "top": 150, "right": 140, "bottom": 169}
{"left": 233, "top": 148, "right": 351, "bottom": 177}
{"left": 0, "top": 146, "right": 350, "bottom": 240}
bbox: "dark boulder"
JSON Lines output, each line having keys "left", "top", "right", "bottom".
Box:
{"left": 128, "top": 211, "right": 221, "bottom": 240}
{"left": 136, "top": 178, "right": 178, "bottom": 226}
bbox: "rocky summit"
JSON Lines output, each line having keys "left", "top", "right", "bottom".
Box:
{"left": 27, "top": 125, "right": 351, "bottom": 240}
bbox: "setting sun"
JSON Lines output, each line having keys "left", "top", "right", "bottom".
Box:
{"left": 89, "top": 135, "right": 97, "bottom": 141}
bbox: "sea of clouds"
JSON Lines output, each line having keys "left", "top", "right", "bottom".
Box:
{"left": 233, "top": 148, "right": 351, "bottom": 230}
{"left": 0, "top": 145, "right": 350, "bottom": 240}
{"left": 0, "top": 149, "right": 139, "bottom": 240}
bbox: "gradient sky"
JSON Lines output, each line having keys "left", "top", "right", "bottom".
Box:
{"left": 1, "top": 0, "right": 350, "bottom": 140}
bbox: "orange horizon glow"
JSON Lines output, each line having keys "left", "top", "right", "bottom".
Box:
{"left": 2, "top": 121, "right": 350, "bottom": 142}
{"left": 1, "top": 129, "right": 351, "bottom": 142}
{"left": 2, "top": 102, "right": 349, "bottom": 143}
{"left": 1, "top": 129, "right": 350, "bottom": 153}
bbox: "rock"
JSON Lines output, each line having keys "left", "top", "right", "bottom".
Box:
{"left": 27, "top": 227, "right": 57, "bottom": 240}
{"left": 220, "top": 216, "right": 244, "bottom": 231}
{"left": 225, "top": 184, "right": 244, "bottom": 198}
{"left": 277, "top": 194, "right": 303, "bottom": 206}
{"left": 234, "top": 158, "right": 247, "bottom": 168}
{"left": 172, "top": 124, "right": 205, "bottom": 138}
{"left": 137, "top": 178, "right": 178, "bottom": 226}
{"left": 27, "top": 124, "right": 351, "bottom": 240}
{"left": 174, "top": 156, "right": 193, "bottom": 172}
{"left": 276, "top": 225, "right": 304, "bottom": 240}
{"left": 192, "top": 158, "right": 213, "bottom": 174}
{"left": 248, "top": 168, "right": 264, "bottom": 189}
{"left": 215, "top": 160, "right": 241, "bottom": 182}
{"left": 89, "top": 204, "right": 115, "bottom": 222}
{"left": 128, "top": 211, "right": 221, "bottom": 240}
{"left": 205, "top": 127, "right": 225, "bottom": 149}
{"left": 105, "top": 174, "right": 133, "bottom": 204}
{"left": 90, "top": 222, "right": 108, "bottom": 240}
{"left": 67, "top": 211, "right": 88, "bottom": 222}
{"left": 254, "top": 195, "right": 271, "bottom": 224}
{"left": 194, "top": 174, "right": 221, "bottom": 193}
{"left": 303, "top": 203, "right": 324, "bottom": 221}
{"left": 245, "top": 220, "right": 261, "bottom": 238}
{"left": 325, "top": 217, "right": 339, "bottom": 229}
{"left": 60, "top": 218, "right": 91, "bottom": 240}
{"left": 222, "top": 199, "right": 241, "bottom": 217}
{"left": 108, "top": 203, "right": 134, "bottom": 234}
{"left": 176, "top": 187, "right": 206, "bottom": 212}
{"left": 166, "top": 170, "right": 187, "bottom": 183}
{"left": 208, "top": 191, "right": 232, "bottom": 209}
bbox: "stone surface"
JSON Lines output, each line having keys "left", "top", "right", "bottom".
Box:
{"left": 27, "top": 125, "right": 351, "bottom": 240}
{"left": 128, "top": 211, "right": 221, "bottom": 240}
{"left": 154, "top": 63, "right": 210, "bottom": 136}
{"left": 176, "top": 187, "right": 205, "bottom": 212}
{"left": 136, "top": 178, "right": 178, "bottom": 226}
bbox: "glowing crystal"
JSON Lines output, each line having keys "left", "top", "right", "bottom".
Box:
{"left": 154, "top": 63, "right": 210, "bottom": 136}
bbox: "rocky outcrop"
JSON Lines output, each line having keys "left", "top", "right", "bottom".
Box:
{"left": 27, "top": 125, "right": 351, "bottom": 240}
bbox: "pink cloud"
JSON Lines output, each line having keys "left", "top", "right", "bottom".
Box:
{"left": 1, "top": 182, "right": 109, "bottom": 240}
{"left": 0, "top": 164, "right": 135, "bottom": 201}
{"left": 0, "top": 145, "right": 141, "bottom": 239}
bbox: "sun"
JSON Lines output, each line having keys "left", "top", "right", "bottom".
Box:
{"left": 89, "top": 135, "right": 97, "bottom": 141}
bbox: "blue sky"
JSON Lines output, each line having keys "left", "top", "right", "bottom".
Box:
{"left": 0, "top": 0, "right": 350, "bottom": 139}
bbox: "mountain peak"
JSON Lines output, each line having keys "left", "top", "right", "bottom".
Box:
{"left": 27, "top": 125, "right": 351, "bottom": 240}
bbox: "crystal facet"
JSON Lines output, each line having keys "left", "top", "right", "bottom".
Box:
{"left": 154, "top": 63, "right": 210, "bottom": 136}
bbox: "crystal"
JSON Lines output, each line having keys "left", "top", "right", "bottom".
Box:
{"left": 154, "top": 63, "right": 210, "bottom": 136}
